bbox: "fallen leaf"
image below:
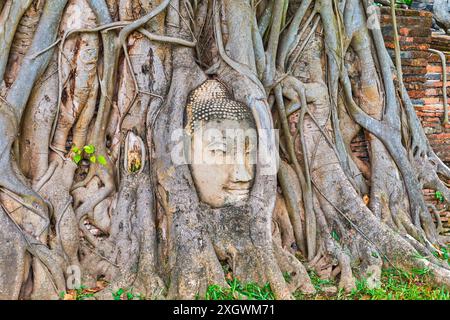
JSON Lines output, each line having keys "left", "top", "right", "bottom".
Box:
{"left": 96, "top": 280, "right": 107, "bottom": 290}
{"left": 84, "top": 288, "right": 99, "bottom": 294}
{"left": 64, "top": 293, "right": 75, "bottom": 300}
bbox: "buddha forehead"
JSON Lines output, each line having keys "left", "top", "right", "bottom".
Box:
{"left": 191, "top": 118, "right": 257, "bottom": 149}
{"left": 185, "top": 80, "right": 256, "bottom": 134}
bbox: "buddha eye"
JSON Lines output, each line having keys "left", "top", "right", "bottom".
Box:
{"left": 212, "top": 148, "right": 226, "bottom": 155}
{"left": 207, "top": 142, "right": 227, "bottom": 155}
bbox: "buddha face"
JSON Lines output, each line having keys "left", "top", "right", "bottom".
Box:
{"left": 184, "top": 80, "right": 257, "bottom": 208}
{"left": 189, "top": 118, "right": 256, "bottom": 208}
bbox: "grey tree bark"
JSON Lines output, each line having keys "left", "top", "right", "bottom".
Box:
{"left": 0, "top": 0, "right": 449, "bottom": 300}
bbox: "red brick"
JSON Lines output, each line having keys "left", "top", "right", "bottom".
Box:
{"left": 427, "top": 65, "right": 450, "bottom": 74}
{"left": 385, "top": 42, "right": 430, "bottom": 51}
{"left": 426, "top": 80, "right": 450, "bottom": 88}
{"left": 403, "top": 66, "right": 428, "bottom": 75}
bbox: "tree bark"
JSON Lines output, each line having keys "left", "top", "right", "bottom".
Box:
{"left": 0, "top": 0, "right": 449, "bottom": 300}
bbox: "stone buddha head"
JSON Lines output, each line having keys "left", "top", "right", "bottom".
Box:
{"left": 184, "top": 80, "right": 257, "bottom": 208}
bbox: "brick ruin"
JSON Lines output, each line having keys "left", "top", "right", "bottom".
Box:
{"left": 351, "top": 7, "right": 450, "bottom": 234}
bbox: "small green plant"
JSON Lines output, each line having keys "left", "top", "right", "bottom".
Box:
{"left": 435, "top": 191, "right": 444, "bottom": 203}
{"left": 129, "top": 162, "right": 141, "bottom": 173}
{"left": 442, "top": 246, "right": 450, "bottom": 262}
{"left": 432, "top": 245, "right": 450, "bottom": 264}
{"left": 283, "top": 271, "right": 292, "bottom": 284}
{"left": 412, "top": 251, "right": 428, "bottom": 261}
{"left": 375, "top": 0, "right": 412, "bottom": 6}
{"left": 59, "top": 285, "right": 96, "bottom": 300}
{"left": 331, "top": 230, "right": 340, "bottom": 242}
{"left": 204, "top": 277, "right": 275, "bottom": 300}
{"left": 346, "top": 268, "right": 449, "bottom": 300}
{"left": 411, "top": 267, "right": 430, "bottom": 276}
{"left": 294, "top": 268, "right": 450, "bottom": 300}
{"left": 308, "top": 270, "right": 335, "bottom": 292}
{"left": 71, "top": 144, "right": 107, "bottom": 166}
{"left": 112, "top": 288, "right": 141, "bottom": 300}
{"left": 396, "top": 0, "right": 413, "bottom": 6}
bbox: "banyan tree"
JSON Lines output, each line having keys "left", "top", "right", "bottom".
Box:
{"left": 0, "top": 0, "right": 450, "bottom": 300}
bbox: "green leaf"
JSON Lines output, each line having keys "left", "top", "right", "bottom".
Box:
{"left": 89, "top": 155, "right": 96, "bottom": 163}
{"left": 112, "top": 288, "right": 124, "bottom": 300}
{"left": 396, "top": 0, "right": 412, "bottom": 5}
{"left": 98, "top": 155, "right": 107, "bottom": 166}
{"left": 435, "top": 191, "right": 444, "bottom": 203}
{"left": 283, "top": 271, "right": 292, "bottom": 283}
{"left": 71, "top": 145, "right": 80, "bottom": 154}
{"left": 73, "top": 154, "right": 82, "bottom": 164}
{"left": 331, "top": 230, "right": 340, "bottom": 242}
{"left": 130, "top": 163, "right": 141, "bottom": 173}
{"left": 83, "top": 144, "right": 95, "bottom": 154}
{"left": 412, "top": 267, "right": 430, "bottom": 276}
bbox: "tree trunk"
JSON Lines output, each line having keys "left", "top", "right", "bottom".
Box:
{"left": 0, "top": 0, "right": 449, "bottom": 300}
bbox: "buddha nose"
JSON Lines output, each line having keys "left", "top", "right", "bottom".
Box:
{"left": 230, "top": 164, "right": 253, "bottom": 183}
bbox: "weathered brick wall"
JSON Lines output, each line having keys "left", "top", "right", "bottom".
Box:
{"left": 380, "top": 8, "right": 450, "bottom": 161}
{"left": 381, "top": 8, "right": 432, "bottom": 104}
{"left": 381, "top": 8, "right": 450, "bottom": 234}
{"left": 349, "top": 8, "right": 450, "bottom": 234}
{"left": 420, "top": 48, "right": 450, "bottom": 161}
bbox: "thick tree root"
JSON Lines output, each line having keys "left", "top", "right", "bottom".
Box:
{"left": 1, "top": 0, "right": 450, "bottom": 300}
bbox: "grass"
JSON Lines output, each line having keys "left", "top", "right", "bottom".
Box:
{"left": 351, "top": 268, "right": 450, "bottom": 300}
{"left": 352, "top": 268, "right": 450, "bottom": 300}
{"left": 59, "top": 279, "right": 145, "bottom": 300}
{"left": 204, "top": 268, "right": 450, "bottom": 300}
{"left": 433, "top": 245, "right": 450, "bottom": 262}
{"left": 295, "top": 268, "right": 450, "bottom": 300}
{"left": 60, "top": 251, "right": 450, "bottom": 301}
{"left": 204, "top": 277, "right": 275, "bottom": 300}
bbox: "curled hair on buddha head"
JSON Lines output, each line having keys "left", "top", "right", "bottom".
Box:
{"left": 184, "top": 79, "right": 256, "bottom": 135}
